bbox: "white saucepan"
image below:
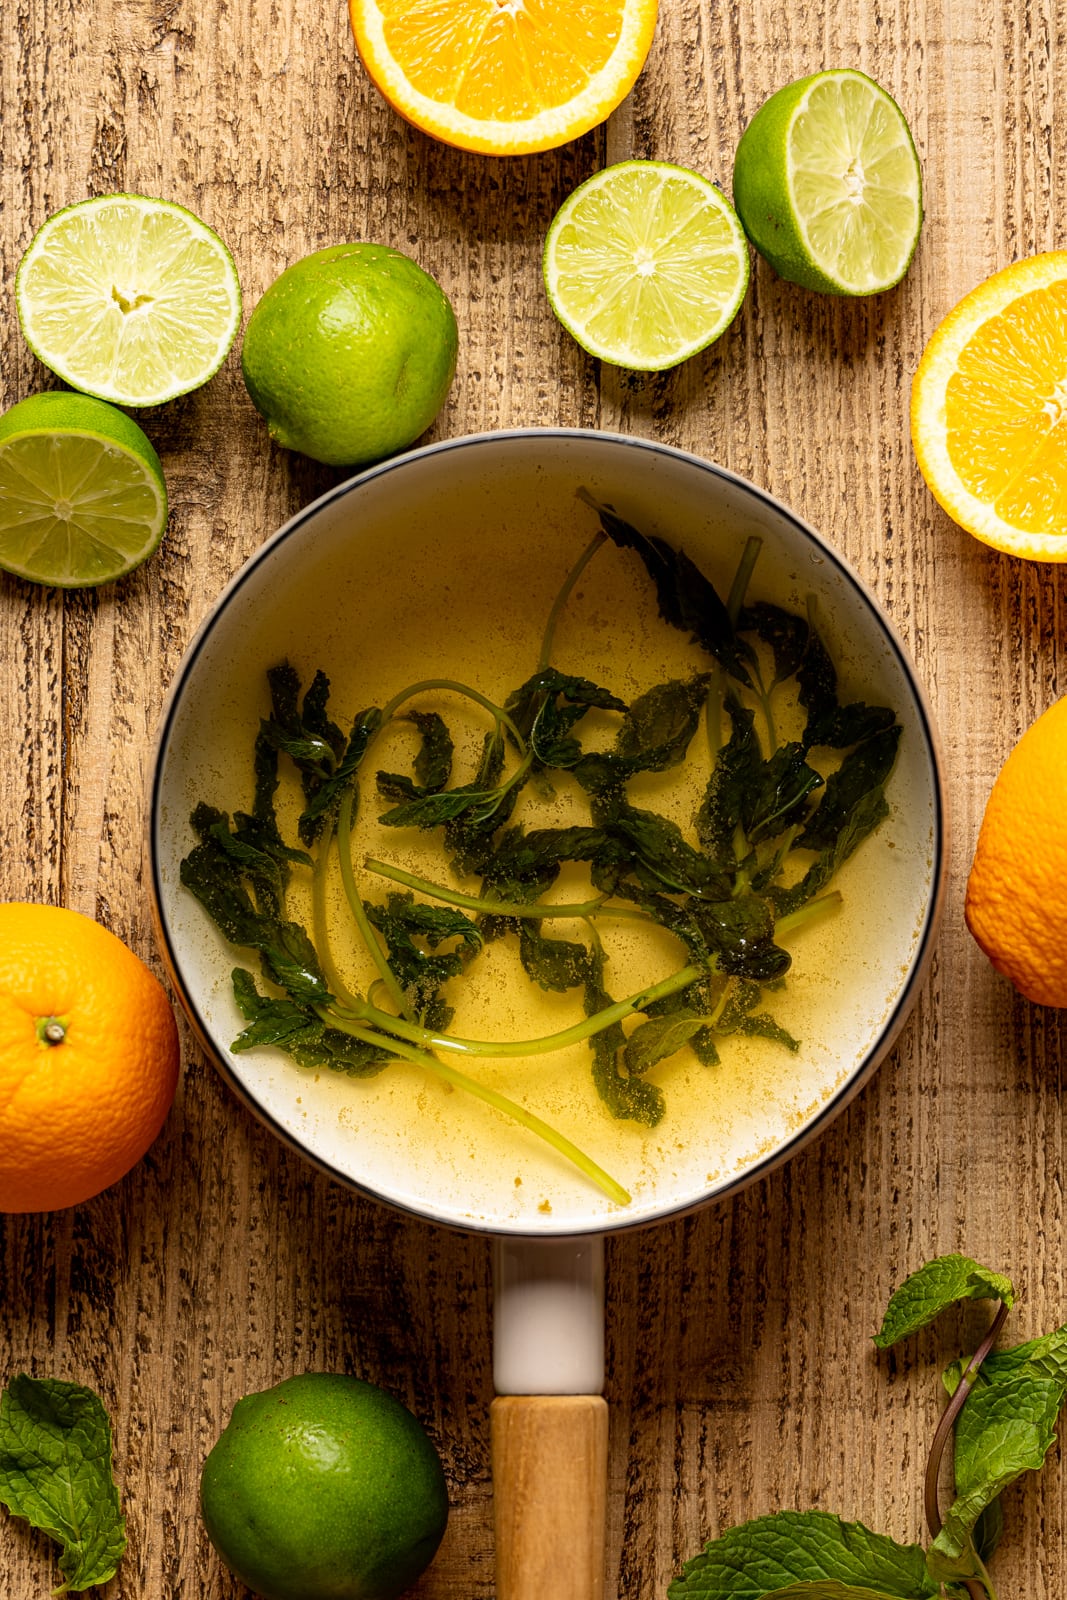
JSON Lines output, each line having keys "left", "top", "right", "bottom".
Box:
{"left": 149, "top": 429, "right": 946, "bottom": 1599}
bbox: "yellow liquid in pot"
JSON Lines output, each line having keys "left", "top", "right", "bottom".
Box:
{"left": 182, "top": 505, "right": 929, "bottom": 1221}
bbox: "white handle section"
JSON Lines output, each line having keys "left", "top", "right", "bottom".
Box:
{"left": 492, "top": 1235, "right": 605, "bottom": 1395}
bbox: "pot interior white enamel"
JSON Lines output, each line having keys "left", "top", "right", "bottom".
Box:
{"left": 150, "top": 430, "right": 945, "bottom": 1237}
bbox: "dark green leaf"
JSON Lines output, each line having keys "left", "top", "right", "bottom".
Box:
{"left": 364, "top": 892, "right": 481, "bottom": 1028}
{"left": 180, "top": 837, "right": 331, "bottom": 1005}
{"left": 696, "top": 692, "right": 762, "bottom": 869}
{"left": 740, "top": 600, "right": 811, "bottom": 687}
{"left": 529, "top": 696, "right": 592, "bottom": 768}
{"left": 598, "top": 798, "right": 731, "bottom": 898}
{"left": 691, "top": 896, "right": 791, "bottom": 983}
{"left": 574, "top": 677, "right": 711, "bottom": 792}
{"left": 506, "top": 666, "right": 626, "bottom": 746}
{"left": 584, "top": 493, "right": 754, "bottom": 685}
{"left": 300, "top": 668, "right": 347, "bottom": 760}
{"left": 746, "top": 741, "right": 824, "bottom": 844}
{"left": 795, "top": 628, "right": 897, "bottom": 751}
{"left": 230, "top": 969, "right": 391, "bottom": 1076}
{"left": 797, "top": 728, "right": 901, "bottom": 853}
{"left": 191, "top": 807, "right": 286, "bottom": 919}
{"left": 259, "top": 717, "right": 336, "bottom": 770}
{"left": 261, "top": 666, "right": 340, "bottom": 834}
{"left": 376, "top": 710, "right": 455, "bottom": 801}
{"left": 0, "top": 1375, "right": 126, "bottom": 1593}
{"left": 583, "top": 946, "right": 664, "bottom": 1125}
{"left": 298, "top": 705, "right": 382, "bottom": 844}
{"left": 519, "top": 924, "right": 594, "bottom": 992}
{"left": 770, "top": 782, "right": 895, "bottom": 919}
{"left": 440, "top": 727, "right": 522, "bottom": 875}
{"left": 379, "top": 785, "right": 506, "bottom": 829}
{"left": 623, "top": 1010, "right": 708, "bottom": 1075}
{"left": 714, "top": 978, "right": 799, "bottom": 1050}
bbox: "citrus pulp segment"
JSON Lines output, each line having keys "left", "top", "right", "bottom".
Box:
{"left": 16, "top": 194, "right": 241, "bottom": 406}
{"left": 543, "top": 160, "right": 750, "bottom": 370}
{"left": 732, "top": 68, "right": 922, "bottom": 295}
{"left": 0, "top": 392, "right": 168, "bottom": 588}
{"left": 348, "top": 0, "right": 659, "bottom": 155}
{"left": 911, "top": 253, "right": 1067, "bottom": 560}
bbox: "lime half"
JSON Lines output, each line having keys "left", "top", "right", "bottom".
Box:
{"left": 543, "top": 160, "right": 750, "bottom": 370}
{"left": 0, "top": 392, "right": 168, "bottom": 587}
{"left": 732, "top": 69, "right": 922, "bottom": 295}
{"left": 16, "top": 194, "right": 241, "bottom": 406}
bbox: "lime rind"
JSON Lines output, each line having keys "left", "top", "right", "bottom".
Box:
{"left": 16, "top": 194, "right": 242, "bottom": 407}
{"left": 0, "top": 393, "right": 168, "bottom": 588}
{"left": 544, "top": 160, "right": 750, "bottom": 370}
{"left": 733, "top": 68, "right": 922, "bottom": 296}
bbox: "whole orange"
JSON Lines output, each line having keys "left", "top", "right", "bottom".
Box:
{"left": 0, "top": 902, "right": 180, "bottom": 1212}
{"left": 965, "top": 696, "right": 1067, "bottom": 1006}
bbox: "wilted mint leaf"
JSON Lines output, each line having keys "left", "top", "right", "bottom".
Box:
{"left": 0, "top": 1375, "right": 126, "bottom": 1592}
{"left": 873, "top": 1255, "right": 1014, "bottom": 1349}
{"left": 668, "top": 1511, "right": 937, "bottom": 1598}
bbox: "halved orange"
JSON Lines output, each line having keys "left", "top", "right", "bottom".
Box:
{"left": 911, "top": 252, "right": 1067, "bottom": 561}
{"left": 348, "top": 0, "right": 659, "bottom": 156}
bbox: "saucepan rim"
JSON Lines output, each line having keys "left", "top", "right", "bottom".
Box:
{"left": 147, "top": 426, "right": 948, "bottom": 1238}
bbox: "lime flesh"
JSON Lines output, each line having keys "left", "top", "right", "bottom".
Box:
{"left": 0, "top": 392, "right": 168, "bottom": 587}
{"left": 543, "top": 159, "right": 750, "bottom": 370}
{"left": 732, "top": 69, "right": 922, "bottom": 295}
{"left": 16, "top": 194, "right": 242, "bottom": 406}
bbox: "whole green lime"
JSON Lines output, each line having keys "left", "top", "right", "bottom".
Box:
{"left": 200, "top": 1372, "right": 449, "bottom": 1600}
{"left": 241, "top": 243, "right": 458, "bottom": 467}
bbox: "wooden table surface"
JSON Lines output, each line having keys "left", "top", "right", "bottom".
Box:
{"left": 2, "top": 2, "right": 1065, "bottom": 1597}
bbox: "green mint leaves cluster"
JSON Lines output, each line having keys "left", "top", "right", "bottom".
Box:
{"left": 180, "top": 496, "right": 899, "bottom": 1203}
{"left": 0, "top": 1375, "right": 126, "bottom": 1592}
{"left": 670, "top": 1254, "right": 1066, "bottom": 1600}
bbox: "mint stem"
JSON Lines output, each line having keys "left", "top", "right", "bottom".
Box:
{"left": 337, "top": 788, "right": 416, "bottom": 1023}
{"left": 334, "top": 961, "right": 705, "bottom": 1060}
{"left": 923, "top": 1300, "right": 1010, "bottom": 1600}
{"left": 317, "top": 1008, "right": 631, "bottom": 1206}
{"left": 379, "top": 677, "right": 528, "bottom": 752}
{"left": 538, "top": 527, "right": 606, "bottom": 669}
{"left": 362, "top": 856, "right": 656, "bottom": 924}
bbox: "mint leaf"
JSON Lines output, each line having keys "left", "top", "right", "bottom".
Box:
{"left": 873, "top": 1255, "right": 1014, "bottom": 1349}
{"left": 927, "top": 1326, "right": 1067, "bottom": 1584}
{"left": 0, "top": 1375, "right": 126, "bottom": 1592}
{"left": 668, "top": 1511, "right": 937, "bottom": 1598}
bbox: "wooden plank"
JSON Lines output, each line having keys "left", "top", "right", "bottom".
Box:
{"left": 2, "top": 0, "right": 1066, "bottom": 1597}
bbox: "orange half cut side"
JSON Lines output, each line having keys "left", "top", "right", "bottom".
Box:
{"left": 349, "top": 0, "right": 659, "bottom": 155}
{"left": 911, "top": 251, "right": 1067, "bottom": 560}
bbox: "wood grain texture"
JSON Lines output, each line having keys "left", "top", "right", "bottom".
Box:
{"left": 491, "top": 1396, "right": 608, "bottom": 1600}
{"left": 3, "top": 1, "right": 1067, "bottom": 1597}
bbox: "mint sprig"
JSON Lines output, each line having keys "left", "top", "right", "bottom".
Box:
{"left": 670, "top": 1255, "right": 1064, "bottom": 1600}
{"left": 668, "top": 1511, "right": 936, "bottom": 1597}
{"left": 0, "top": 1375, "right": 126, "bottom": 1592}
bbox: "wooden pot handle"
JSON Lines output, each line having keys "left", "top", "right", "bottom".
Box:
{"left": 491, "top": 1393, "right": 608, "bottom": 1600}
